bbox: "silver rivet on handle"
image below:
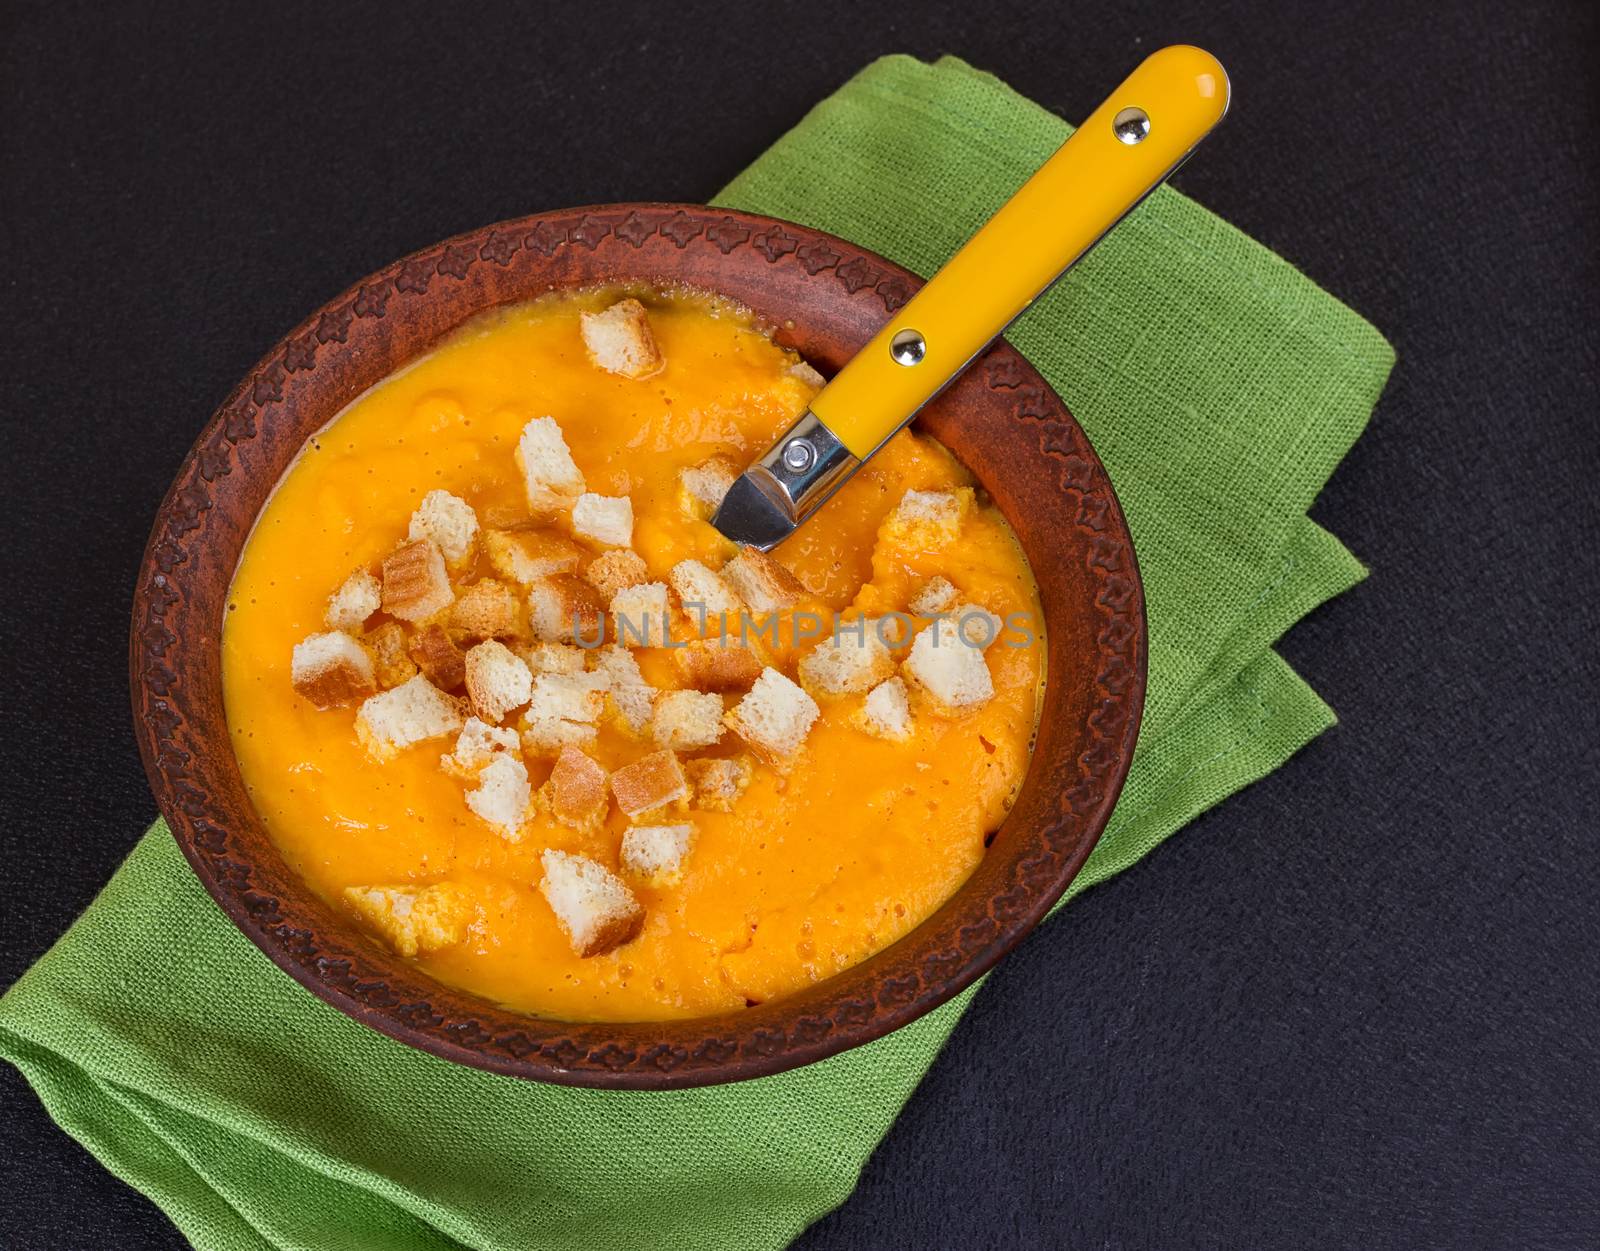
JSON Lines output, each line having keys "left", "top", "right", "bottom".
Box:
{"left": 890, "top": 328, "right": 927, "bottom": 367}
{"left": 781, "top": 438, "right": 816, "bottom": 472}
{"left": 1113, "top": 106, "right": 1151, "bottom": 144}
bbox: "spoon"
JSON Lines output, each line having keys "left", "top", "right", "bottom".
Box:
{"left": 713, "top": 44, "right": 1230, "bottom": 550}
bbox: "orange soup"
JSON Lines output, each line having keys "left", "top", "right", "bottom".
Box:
{"left": 222, "top": 287, "right": 1044, "bottom": 1021}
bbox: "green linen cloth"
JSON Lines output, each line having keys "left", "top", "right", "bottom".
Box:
{"left": 0, "top": 55, "right": 1392, "bottom": 1251}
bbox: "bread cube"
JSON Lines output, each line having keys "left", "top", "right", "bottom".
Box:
{"left": 520, "top": 715, "right": 598, "bottom": 757}
{"left": 291, "top": 631, "right": 376, "bottom": 709}
{"left": 527, "top": 670, "right": 609, "bottom": 725}
{"left": 355, "top": 673, "right": 465, "bottom": 760}
{"left": 465, "top": 753, "right": 533, "bottom": 841}
{"left": 528, "top": 573, "right": 607, "bottom": 643}
{"left": 673, "top": 638, "right": 763, "bottom": 692}
{"left": 479, "top": 502, "right": 533, "bottom": 530}
{"left": 447, "top": 579, "right": 519, "bottom": 640}
{"left": 515, "top": 416, "right": 586, "bottom": 511}
{"left": 620, "top": 824, "right": 694, "bottom": 886}
{"left": 855, "top": 676, "right": 912, "bottom": 741}
{"left": 594, "top": 645, "right": 657, "bottom": 735}
{"left": 407, "top": 489, "right": 478, "bottom": 563}
{"left": 797, "top": 619, "right": 895, "bottom": 697}
{"left": 463, "top": 640, "right": 533, "bottom": 724}
{"left": 482, "top": 528, "right": 584, "bottom": 585}
{"left": 908, "top": 576, "right": 958, "bottom": 617}
{"left": 786, "top": 359, "right": 826, "bottom": 390}
{"left": 652, "top": 689, "right": 725, "bottom": 751}
{"left": 571, "top": 493, "right": 634, "bottom": 548}
{"left": 583, "top": 548, "right": 651, "bottom": 601}
{"left": 545, "top": 746, "right": 610, "bottom": 833}
{"left": 408, "top": 623, "right": 466, "bottom": 690}
{"left": 610, "top": 581, "right": 672, "bottom": 647}
{"left": 949, "top": 602, "right": 1004, "bottom": 648}
{"left": 381, "top": 538, "right": 455, "bottom": 622}
{"left": 609, "top": 749, "right": 690, "bottom": 819}
{"left": 880, "top": 487, "right": 974, "bottom": 548}
{"left": 363, "top": 621, "right": 417, "bottom": 688}
{"left": 902, "top": 618, "right": 995, "bottom": 714}
{"left": 518, "top": 641, "right": 587, "bottom": 675}
{"left": 538, "top": 850, "right": 644, "bottom": 957}
{"left": 724, "top": 667, "right": 819, "bottom": 770}
{"left": 722, "top": 547, "right": 806, "bottom": 614}
{"left": 439, "top": 717, "right": 520, "bottom": 780}
{"left": 669, "top": 559, "right": 743, "bottom": 625}
{"left": 325, "top": 568, "right": 381, "bottom": 631}
{"left": 678, "top": 456, "right": 737, "bottom": 518}
{"left": 343, "top": 881, "right": 474, "bottom": 957}
{"left": 687, "top": 755, "right": 753, "bottom": 813}
{"left": 579, "top": 298, "right": 663, "bottom": 380}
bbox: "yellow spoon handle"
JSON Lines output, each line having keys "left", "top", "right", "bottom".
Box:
{"left": 809, "top": 45, "right": 1230, "bottom": 460}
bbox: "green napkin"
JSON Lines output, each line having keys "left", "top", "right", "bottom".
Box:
{"left": 0, "top": 55, "right": 1392, "bottom": 1251}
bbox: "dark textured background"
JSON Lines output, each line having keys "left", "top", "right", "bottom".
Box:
{"left": 2, "top": 1, "right": 1597, "bottom": 1247}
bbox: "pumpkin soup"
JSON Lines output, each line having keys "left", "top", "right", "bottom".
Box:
{"left": 223, "top": 287, "right": 1044, "bottom": 1022}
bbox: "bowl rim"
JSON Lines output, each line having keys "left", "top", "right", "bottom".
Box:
{"left": 129, "top": 202, "right": 1146, "bottom": 1088}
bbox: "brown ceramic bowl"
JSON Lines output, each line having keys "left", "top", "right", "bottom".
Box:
{"left": 130, "top": 204, "right": 1146, "bottom": 1088}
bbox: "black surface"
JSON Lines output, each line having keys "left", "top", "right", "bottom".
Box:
{"left": 2, "top": 1, "right": 1596, "bottom": 1248}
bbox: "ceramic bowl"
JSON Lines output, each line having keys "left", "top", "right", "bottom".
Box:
{"left": 130, "top": 204, "right": 1146, "bottom": 1088}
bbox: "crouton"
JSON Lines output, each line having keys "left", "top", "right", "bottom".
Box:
{"left": 519, "top": 641, "right": 587, "bottom": 675}
{"left": 409, "top": 623, "right": 466, "bottom": 690}
{"left": 620, "top": 824, "right": 694, "bottom": 886}
{"left": 786, "top": 359, "right": 826, "bottom": 390}
{"left": 363, "top": 621, "right": 417, "bottom": 688}
{"left": 465, "top": 753, "right": 533, "bottom": 841}
{"left": 949, "top": 603, "right": 1004, "bottom": 649}
{"left": 652, "top": 689, "right": 725, "bottom": 751}
{"left": 545, "top": 746, "right": 610, "bottom": 833}
{"left": 855, "top": 676, "right": 912, "bottom": 740}
{"left": 673, "top": 637, "right": 763, "bottom": 692}
{"left": 797, "top": 619, "right": 896, "bottom": 698}
{"left": 448, "top": 579, "right": 519, "bottom": 640}
{"left": 381, "top": 538, "right": 455, "bottom": 623}
{"left": 593, "top": 645, "right": 656, "bottom": 735}
{"left": 610, "top": 581, "right": 672, "bottom": 647}
{"left": 291, "top": 631, "right": 376, "bottom": 708}
{"left": 669, "top": 559, "right": 743, "bottom": 626}
{"left": 515, "top": 416, "right": 586, "bottom": 510}
{"left": 482, "top": 528, "right": 584, "bottom": 585}
{"left": 583, "top": 548, "right": 650, "bottom": 601}
{"left": 880, "top": 487, "right": 974, "bottom": 548}
{"left": 480, "top": 502, "right": 536, "bottom": 530}
{"left": 609, "top": 749, "right": 690, "bottom": 819}
{"left": 439, "top": 717, "right": 520, "bottom": 780}
{"left": 325, "top": 568, "right": 381, "bottom": 631}
{"left": 343, "top": 881, "right": 474, "bottom": 957}
{"left": 539, "top": 850, "right": 645, "bottom": 957}
{"left": 355, "top": 673, "right": 465, "bottom": 759}
{"left": 677, "top": 457, "right": 738, "bottom": 518}
{"left": 519, "top": 667, "right": 609, "bottom": 755}
{"left": 579, "top": 298, "right": 663, "bottom": 380}
{"left": 407, "top": 489, "right": 478, "bottom": 563}
{"left": 687, "top": 755, "right": 753, "bottom": 813}
{"left": 724, "top": 667, "right": 820, "bottom": 770}
{"left": 908, "top": 576, "right": 958, "bottom": 617}
{"left": 902, "top": 617, "right": 995, "bottom": 714}
{"left": 463, "top": 640, "right": 533, "bottom": 724}
{"left": 571, "top": 493, "right": 634, "bottom": 548}
{"left": 722, "top": 547, "right": 806, "bottom": 614}
{"left": 528, "top": 670, "right": 609, "bottom": 724}
{"left": 528, "top": 573, "right": 608, "bottom": 643}
{"left": 521, "top": 715, "right": 598, "bottom": 757}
